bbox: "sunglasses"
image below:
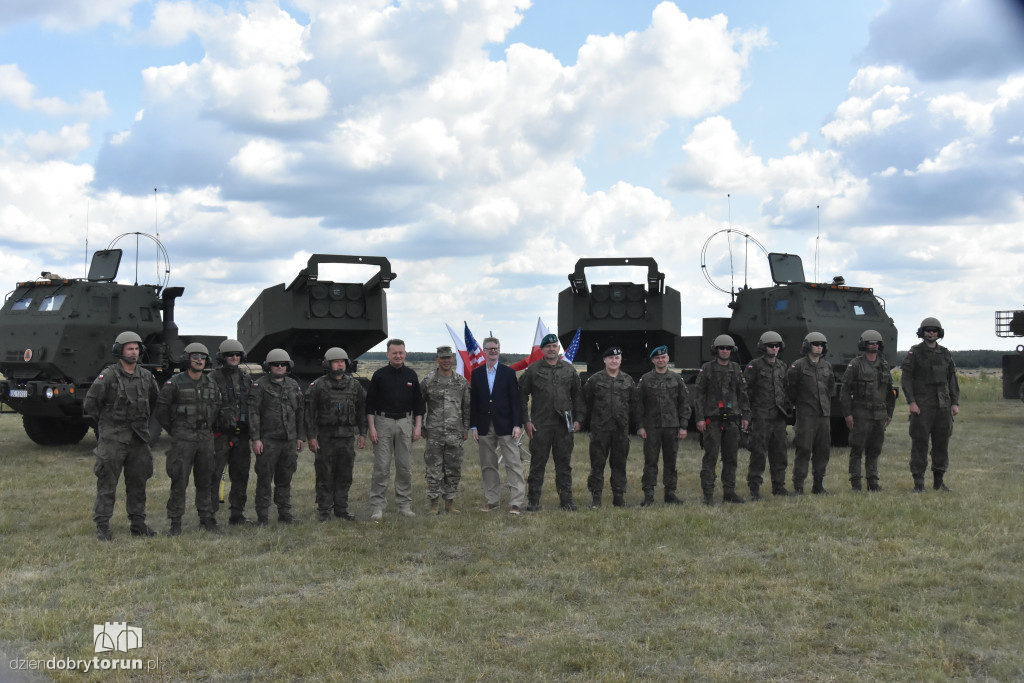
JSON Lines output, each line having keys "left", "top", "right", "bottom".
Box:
{"left": 269, "top": 362, "right": 289, "bottom": 368}
{"left": 223, "top": 352, "right": 242, "bottom": 358}
{"left": 810, "top": 342, "right": 825, "bottom": 347}
{"left": 764, "top": 343, "right": 782, "bottom": 349}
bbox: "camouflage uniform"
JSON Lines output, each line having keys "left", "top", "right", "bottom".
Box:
{"left": 636, "top": 369, "right": 691, "bottom": 498}
{"left": 743, "top": 357, "right": 791, "bottom": 495}
{"left": 900, "top": 341, "right": 960, "bottom": 487}
{"left": 519, "top": 358, "right": 583, "bottom": 508}
{"left": 420, "top": 369, "right": 470, "bottom": 502}
{"left": 155, "top": 372, "right": 226, "bottom": 525}
{"left": 211, "top": 364, "right": 254, "bottom": 522}
{"left": 787, "top": 357, "right": 835, "bottom": 492}
{"left": 693, "top": 361, "right": 750, "bottom": 499}
{"left": 84, "top": 363, "right": 160, "bottom": 531}
{"left": 580, "top": 370, "right": 638, "bottom": 501}
{"left": 249, "top": 375, "right": 306, "bottom": 523}
{"left": 841, "top": 355, "right": 895, "bottom": 489}
{"left": 306, "top": 373, "right": 368, "bottom": 518}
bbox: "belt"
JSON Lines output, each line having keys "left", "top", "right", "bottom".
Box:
{"left": 375, "top": 411, "right": 412, "bottom": 420}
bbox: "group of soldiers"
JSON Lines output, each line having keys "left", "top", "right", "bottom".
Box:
{"left": 85, "top": 317, "right": 960, "bottom": 540}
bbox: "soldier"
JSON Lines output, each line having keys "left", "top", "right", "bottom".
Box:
{"left": 367, "top": 339, "right": 425, "bottom": 520}
{"left": 248, "top": 348, "right": 306, "bottom": 525}
{"left": 694, "top": 335, "right": 750, "bottom": 505}
{"left": 841, "top": 330, "right": 896, "bottom": 492}
{"left": 636, "top": 345, "right": 690, "bottom": 507}
{"left": 155, "top": 342, "right": 227, "bottom": 535}
{"left": 901, "top": 317, "right": 960, "bottom": 493}
{"left": 210, "top": 339, "right": 255, "bottom": 525}
{"left": 420, "top": 345, "right": 471, "bottom": 514}
{"left": 743, "top": 331, "right": 792, "bottom": 499}
{"left": 787, "top": 332, "right": 835, "bottom": 495}
{"left": 519, "top": 333, "right": 584, "bottom": 512}
{"left": 580, "top": 346, "right": 639, "bottom": 508}
{"left": 84, "top": 331, "right": 160, "bottom": 541}
{"left": 306, "top": 347, "right": 367, "bottom": 522}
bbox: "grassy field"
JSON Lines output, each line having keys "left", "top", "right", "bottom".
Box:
{"left": 0, "top": 371, "right": 1021, "bottom": 681}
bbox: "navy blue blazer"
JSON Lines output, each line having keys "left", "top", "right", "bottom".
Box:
{"left": 470, "top": 363, "right": 522, "bottom": 436}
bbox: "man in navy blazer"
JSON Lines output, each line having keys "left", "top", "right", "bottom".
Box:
{"left": 470, "top": 336, "right": 526, "bottom": 514}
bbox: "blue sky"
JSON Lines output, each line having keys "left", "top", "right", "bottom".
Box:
{"left": 2, "top": 0, "right": 1024, "bottom": 353}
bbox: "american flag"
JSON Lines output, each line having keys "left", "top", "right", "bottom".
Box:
{"left": 464, "top": 322, "right": 486, "bottom": 370}
{"left": 563, "top": 327, "right": 582, "bottom": 363}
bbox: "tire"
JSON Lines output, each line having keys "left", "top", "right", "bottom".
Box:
{"left": 23, "top": 416, "right": 90, "bottom": 446}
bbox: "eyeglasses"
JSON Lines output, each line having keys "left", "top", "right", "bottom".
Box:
{"left": 716, "top": 346, "right": 732, "bottom": 351}
{"left": 764, "top": 343, "right": 782, "bottom": 349}
{"left": 810, "top": 342, "right": 825, "bottom": 347}
{"left": 223, "top": 352, "right": 242, "bottom": 358}
{"left": 189, "top": 353, "right": 208, "bottom": 360}
{"left": 269, "top": 362, "right": 289, "bottom": 368}
{"left": 922, "top": 328, "right": 940, "bottom": 333}
{"left": 483, "top": 347, "right": 499, "bottom": 352}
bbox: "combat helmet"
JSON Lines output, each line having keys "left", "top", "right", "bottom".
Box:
{"left": 916, "top": 317, "right": 945, "bottom": 339}
{"left": 217, "top": 339, "right": 246, "bottom": 363}
{"left": 322, "top": 347, "right": 350, "bottom": 370}
{"left": 263, "top": 348, "right": 293, "bottom": 372}
{"left": 112, "top": 331, "right": 143, "bottom": 358}
{"left": 858, "top": 329, "right": 885, "bottom": 352}
{"left": 184, "top": 342, "right": 210, "bottom": 357}
{"left": 757, "top": 331, "right": 785, "bottom": 354}
{"left": 710, "top": 334, "right": 736, "bottom": 354}
{"left": 801, "top": 331, "right": 828, "bottom": 355}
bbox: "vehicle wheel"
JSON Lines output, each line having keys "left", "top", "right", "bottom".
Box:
{"left": 23, "top": 416, "right": 90, "bottom": 446}
{"left": 830, "top": 416, "right": 850, "bottom": 447}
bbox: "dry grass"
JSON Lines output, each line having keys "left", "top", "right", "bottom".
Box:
{"left": 0, "top": 373, "right": 1022, "bottom": 681}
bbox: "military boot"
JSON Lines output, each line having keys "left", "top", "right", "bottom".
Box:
{"left": 130, "top": 522, "right": 157, "bottom": 537}
{"left": 590, "top": 491, "right": 602, "bottom": 509}
{"left": 229, "top": 515, "right": 254, "bottom": 526}
{"left": 850, "top": 477, "right": 863, "bottom": 492}
{"left": 664, "top": 491, "right": 684, "bottom": 505}
{"left": 96, "top": 523, "right": 113, "bottom": 542}
{"left": 912, "top": 477, "right": 926, "bottom": 493}
{"left": 867, "top": 480, "right": 883, "bottom": 492}
{"left": 279, "top": 512, "right": 300, "bottom": 524}
{"left": 167, "top": 518, "right": 182, "bottom": 537}
{"left": 445, "top": 499, "right": 460, "bottom": 515}
{"left": 200, "top": 517, "right": 220, "bottom": 533}
{"left": 612, "top": 492, "right": 627, "bottom": 507}
{"left": 256, "top": 511, "right": 270, "bottom": 526}
{"left": 933, "top": 472, "right": 952, "bottom": 492}
{"left": 558, "top": 491, "right": 578, "bottom": 512}
{"left": 772, "top": 483, "right": 793, "bottom": 497}
{"left": 702, "top": 492, "right": 715, "bottom": 506}
{"left": 748, "top": 484, "right": 761, "bottom": 501}
{"left": 429, "top": 498, "right": 441, "bottom": 515}
{"left": 812, "top": 478, "right": 829, "bottom": 495}
{"left": 640, "top": 491, "right": 655, "bottom": 508}
{"left": 723, "top": 490, "right": 745, "bottom": 504}
{"left": 318, "top": 511, "right": 331, "bottom": 523}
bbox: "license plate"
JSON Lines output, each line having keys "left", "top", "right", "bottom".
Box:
{"left": 8, "top": 389, "right": 28, "bottom": 398}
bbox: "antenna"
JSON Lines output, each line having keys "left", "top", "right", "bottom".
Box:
{"left": 84, "top": 201, "right": 90, "bottom": 278}
{"left": 154, "top": 188, "right": 159, "bottom": 283}
{"left": 815, "top": 205, "right": 821, "bottom": 282}
{"left": 726, "top": 195, "right": 735, "bottom": 299}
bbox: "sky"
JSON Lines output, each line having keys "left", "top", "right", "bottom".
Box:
{"left": 2, "top": 0, "right": 1024, "bottom": 354}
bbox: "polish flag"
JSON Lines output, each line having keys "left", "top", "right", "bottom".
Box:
{"left": 510, "top": 317, "right": 549, "bottom": 371}
{"left": 446, "top": 322, "right": 486, "bottom": 381}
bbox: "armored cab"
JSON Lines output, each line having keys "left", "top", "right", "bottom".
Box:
{"left": 0, "top": 238, "right": 223, "bottom": 445}
{"left": 557, "top": 258, "right": 681, "bottom": 380}
{"left": 995, "top": 310, "right": 1024, "bottom": 401}
{"left": 676, "top": 252, "right": 898, "bottom": 444}
{"left": 237, "top": 254, "right": 395, "bottom": 380}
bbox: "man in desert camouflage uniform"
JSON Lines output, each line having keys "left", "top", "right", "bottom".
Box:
{"left": 420, "top": 345, "right": 471, "bottom": 514}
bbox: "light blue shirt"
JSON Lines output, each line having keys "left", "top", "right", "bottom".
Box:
{"left": 486, "top": 362, "right": 498, "bottom": 393}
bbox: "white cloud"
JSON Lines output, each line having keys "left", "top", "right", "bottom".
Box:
{"left": 0, "top": 64, "right": 109, "bottom": 118}
{"left": 0, "top": 0, "right": 138, "bottom": 31}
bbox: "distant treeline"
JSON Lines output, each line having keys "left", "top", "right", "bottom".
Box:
{"left": 362, "top": 350, "right": 1012, "bottom": 368}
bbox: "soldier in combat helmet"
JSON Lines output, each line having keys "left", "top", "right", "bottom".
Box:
{"left": 841, "top": 330, "right": 896, "bottom": 492}
{"left": 249, "top": 348, "right": 306, "bottom": 525}
{"left": 694, "top": 335, "right": 750, "bottom": 505}
{"left": 156, "top": 342, "right": 228, "bottom": 535}
{"left": 420, "top": 345, "right": 471, "bottom": 514}
{"left": 306, "top": 347, "right": 367, "bottom": 522}
{"left": 210, "top": 339, "right": 255, "bottom": 525}
{"left": 743, "top": 331, "right": 792, "bottom": 499}
{"left": 636, "top": 345, "right": 690, "bottom": 507}
{"left": 901, "top": 317, "right": 960, "bottom": 493}
{"left": 84, "top": 331, "right": 160, "bottom": 541}
{"left": 519, "top": 333, "right": 584, "bottom": 512}
{"left": 787, "top": 332, "right": 835, "bottom": 495}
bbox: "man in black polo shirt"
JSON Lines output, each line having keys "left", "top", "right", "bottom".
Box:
{"left": 366, "top": 338, "right": 425, "bottom": 520}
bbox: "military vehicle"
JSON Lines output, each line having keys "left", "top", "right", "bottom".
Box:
{"left": 237, "top": 254, "right": 396, "bottom": 381}
{"left": 557, "top": 257, "right": 681, "bottom": 381}
{"left": 995, "top": 309, "right": 1024, "bottom": 401}
{"left": 0, "top": 233, "right": 224, "bottom": 445}
{"left": 557, "top": 231, "right": 898, "bottom": 444}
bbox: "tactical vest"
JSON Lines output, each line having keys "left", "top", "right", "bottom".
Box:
{"left": 169, "top": 373, "right": 220, "bottom": 433}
